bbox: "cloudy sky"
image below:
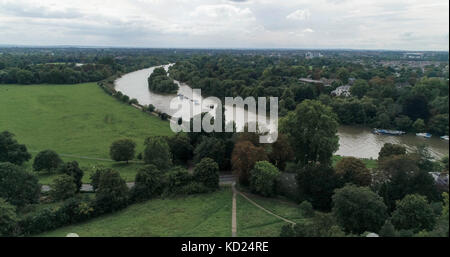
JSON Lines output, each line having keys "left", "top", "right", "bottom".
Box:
{"left": 0, "top": 0, "right": 448, "bottom": 50}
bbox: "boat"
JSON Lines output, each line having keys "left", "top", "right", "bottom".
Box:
{"left": 416, "top": 133, "right": 432, "bottom": 138}
{"left": 372, "top": 128, "right": 406, "bottom": 136}
{"left": 441, "top": 136, "right": 449, "bottom": 141}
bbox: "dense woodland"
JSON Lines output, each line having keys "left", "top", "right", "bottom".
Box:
{"left": 168, "top": 54, "right": 449, "bottom": 135}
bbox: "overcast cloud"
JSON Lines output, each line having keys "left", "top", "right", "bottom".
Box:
{"left": 0, "top": 0, "right": 448, "bottom": 50}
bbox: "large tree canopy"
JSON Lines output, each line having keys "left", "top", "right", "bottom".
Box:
{"left": 280, "top": 100, "right": 339, "bottom": 166}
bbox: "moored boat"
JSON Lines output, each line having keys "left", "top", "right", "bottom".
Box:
{"left": 416, "top": 133, "right": 432, "bottom": 138}
{"left": 373, "top": 128, "right": 406, "bottom": 136}
{"left": 441, "top": 135, "right": 449, "bottom": 141}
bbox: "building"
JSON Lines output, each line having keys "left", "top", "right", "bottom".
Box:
{"left": 305, "top": 51, "right": 323, "bottom": 59}
{"left": 331, "top": 85, "right": 351, "bottom": 97}
{"left": 403, "top": 52, "right": 424, "bottom": 59}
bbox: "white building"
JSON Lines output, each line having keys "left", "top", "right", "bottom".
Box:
{"left": 331, "top": 85, "right": 351, "bottom": 97}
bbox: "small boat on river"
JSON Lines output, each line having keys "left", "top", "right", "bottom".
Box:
{"left": 373, "top": 128, "right": 406, "bottom": 136}
{"left": 441, "top": 136, "right": 449, "bottom": 141}
{"left": 416, "top": 133, "right": 432, "bottom": 138}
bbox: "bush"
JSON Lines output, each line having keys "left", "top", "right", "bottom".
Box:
{"left": 249, "top": 161, "right": 281, "bottom": 197}
{"left": 178, "top": 182, "right": 211, "bottom": 195}
{"left": 0, "top": 162, "right": 40, "bottom": 207}
{"left": 166, "top": 167, "right": 192, "bottom": 194}
{"left": 391, "top": 194, "right": 436, "bottom": 233}
{"left": 90, "top": 169, "right": 103, "bottom": 192}
{"left": 147, "top": 104, "right": 155, "bottom": 112}
{"left": 299, "top": 201, "right": 315, "bottom": 218}
{"left": 18, "top": 196, "right": 94, "bottom": 236}
{"left": 94, "top": 169, "right": 129, "bottom": 214}
{"left": 49, "top": 175, "right": 77, "bottom": 202}
{"left": 109, "top": 138, "right": 136, "bottom": 163}
{"left": 131, "top": 165, "right": 166, "bottom": 202}
{"left": 0, "top": 131, "right": 32, "bottom": 165}
{"left": 378, "top": 143, "right": 406, "bottom": 160}
{"left": 18, "top": 208, "right": 59, "bottom": 235}
{"left": 33, "top": 149, "right": 63, "bottom": 172}
{"left": 0, "top": 198, "right": 18, "bottom": 236}
{"left": 58, "top": 161, "right": 83, "bottom": 192}
{"left": 193, "top": 158, "right": 219, "bottom": 190}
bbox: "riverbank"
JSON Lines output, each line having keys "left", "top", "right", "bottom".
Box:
{"left": 113, "top": 66, "right": 449, "bottom": 160}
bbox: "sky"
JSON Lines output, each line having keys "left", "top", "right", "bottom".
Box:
{"left": 0, "top": 0, "right": 448, "bottom": 51}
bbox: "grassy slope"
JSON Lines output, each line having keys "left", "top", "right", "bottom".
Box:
{"left": 0, "top": 83, "right": 173, "bottom": 183}
{"left": 39, "top": 187, "right": 233, "bottom": 237}
{"left": 39, "top": 187, "right": 307, "bottom": 237}
{"left": 236, "top": 192, "right": 308, "bottom": 237}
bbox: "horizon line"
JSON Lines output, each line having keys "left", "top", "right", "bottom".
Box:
{"left": 0, "top": 43, "right": 448, "bottom": 53}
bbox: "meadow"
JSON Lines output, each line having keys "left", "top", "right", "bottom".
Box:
{"left": 39, "top": 187, "right": 233, "bottom": 237}
{"left": 0, "top": 83, "right": 173, "bottom": 183}
{"left": 38, "top": 187, "right": 305, "bottom": 237}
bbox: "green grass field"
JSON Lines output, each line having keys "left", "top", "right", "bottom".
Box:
{"left": 0, "top": 83, "right": 173, "bottom": 183}
{"left": 39, "top": 187, "right": 233, "bottom": 237}
{"left": 236, "top": 192, "right": 307, "bottom": 237}
{"left": 38, "top": 187, "right": 306, "bottom": 237}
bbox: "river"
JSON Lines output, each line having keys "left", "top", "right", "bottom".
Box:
{"left": 115, "top": 65, "right": 449, "bottom": 160}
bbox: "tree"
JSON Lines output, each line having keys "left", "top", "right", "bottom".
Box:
{"left": 267, "top": 133, "right": 294, "bottom": 171}
{"left": 148, "top": 67, "right": 178, "bottom": 94}
{"left": 299, "top": 201, "right": 315, "bottom": 218}
{"left": 143, "top": 136, "right": 172, "bottom": 170}
{"left": 193, "top": 137, "right": 226, "bottom": 170}
{"left": 249, "top": 161, "right": 281, "bottom": 197}
{"left": 296, "top": 163, "right": 341, "bottom": 211}
{"left": 375, "top": 154, "right": 440, "bottom": 212}
{"left": 193, "top": 158, "right": 219, "bottom": 190}
{"left": 0, "top": 131, "right": 31, "bottom": 165}
{"left": 280, "top": 100, "right": 339, "bottom": 166}
{"left": 58, "top": 161, "right": 83, "bottom": 192}
{"left": 391, "top": 194, "right": 436, "bottom": 233}
{"left": 337, "top": 67, "right": 350, "bottom": 84}
{"left": 109, "top": 139, "right": 136, "bottom": 163}
{"left": 231, "top": 141, "right": 268, "bottom": 185}
{"left": 166, "top": 133, "right": 193, "bottom": 164}
{"left": 0, "top": 198, "right": 18, "bottom": 236}
{"left": 428, "top": 114, "right": 449, "bottom": 136}
{"left": 94, "top": 169, "right": 129, "bottom": 214}
{"left": 394, "top": 115, "right": 412, "bottom": 131}
{"left": 49, "top": 175, "right": 77, "bottom": 202}
{"left": 412, "top": 118, "right": 426, "bottom": 132}
{"left": 350, "top": 79, "right": 369, "bottom": 98}
{"left": 378, "top": 143, "right": 406, "bottom": 160}
{"left": 378, "top": 219, "right": 397, "bottom": 237}
{"left": 33, "top": 149, "right": 63, "bottom": 172}
{"left": 335, "top": 157, "right": 371, "bottom": 186}
{"left": 0, "top": 162, "right": 40, "bottom": 206}
{"left": 332, "top": 185, "right": 387, "bottom": 234}
{"left": 131, "top": 165, "right": 166, "bottom": 202}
